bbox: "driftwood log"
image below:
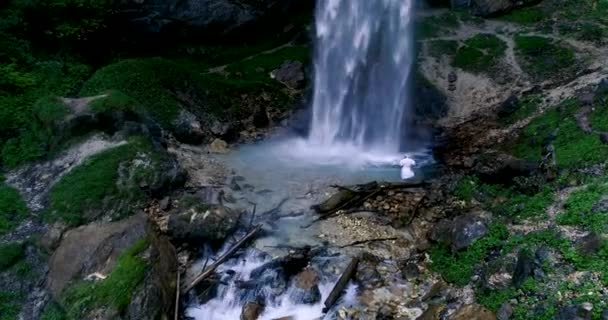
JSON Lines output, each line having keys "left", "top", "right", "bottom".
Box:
{"left": 304, "top": 181, "right": 426, "bottom": 228}
{"left": 184, "top": 225, "right": 262, "bottom": 293}
{"left": 323, "top": 257, "right": 359, "bottom": 313}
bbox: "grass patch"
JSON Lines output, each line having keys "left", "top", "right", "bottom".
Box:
{"left": 557, "top": 183, "right": 608, "bottom": 232}
{"left": 500, "top": 6, "right": 546, "bottom": 24}
{"left": 0, "top": 291, "right": 22, "bottom": 320}
{"left": 0, "top": 242, "right": 24, "bottom": 271}
{"left": 88, "top": 90, "right": 138, "bottom": 112}
{"left": 511, "top": 99, "right": 608, "bottom": 168}
{"left": 61, "top": 238, "right": 149, "bottom": 318}
{"left": 224, "top": 45, "right": 309, "bottom": 82}
{"left": 499, "top": 94, "right": 543, "bottom": 125}
{"left": 453, "top": 34, "right": 506, "bottom": 73}
{"left": 429, "top": 223, "right": 509, "bottom": 286}
{"left": 41, "top": 301, "right": 66, "bottom": 320}
{"left": 427, "top": 40, "right": 460, "bottom": 59}
{"left": 514, "top": 35, "right": 576, "bottom": 80}
{"left": 418, "top": 12, "right": 461, "bottom": 39}
{"left": 45, "top": 137, "right": 158, "bottom": 226}
{"left": 0, "top": 179, "right": 28, "bottom": 235}
{"left": 454, "top": 176, "right": 554, "bottom": 221}
{"left": 80, "top": 58, "right": 192, "bottom": 126}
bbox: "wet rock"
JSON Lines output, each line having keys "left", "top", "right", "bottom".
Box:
{"left": 47, "top": 213, "right": 147, "bottom": 297}
{"left": 417, "top": 304, "right": 446, "bottom": 320}
{"left": 513, "top": 249, "right": 534, "bottom": 287}
{"left": 600, "top": 133, "right": 608, "bottom": 145}
{"left": 253, "top": 105, "right": 270, "bottom": 128}
{"left": 578, "top": 92, "right": 595, "bottom": 106}
{"left": 473, "top": 152, "right": 536, "bottom": 185}
{"left": 172, "top": 110, "right": 205, "bottom": 144}
{"left": 430, "top": 212, "right": 489, "bottom": 251}
{"left": 497, "top": 95, "right": 519, "bottom": 117}
{"left": 356, "top": 254, "right": 384, "bottom": 289}
{"left": 555, "top": 305, "right": 591, "bottom": 320}
{"left": 400, "top": 262, "right": 420, "bottom": 280}
{"left": 601, "top": 309, "right": 608, "bottom": 320}
{"left": 209, "top": 138, "right": 230, "bottom": 154}
{"left": 270, "top": 61, "right": 305, "bottom": 89}
{"left": 167, "top": 205, "right": 240, "bottom": 243}
{"left": 497, "top": 303, "right": 513, "bottom": 320}
{"left": 40, "top": 222, "right": 67, "bottom": 252}
{"left": 422, "top": 281, "right": 448, "bottom": 301}
{"left": 313, "top": 189, "right": 357, "bottom": 213}
{"left": 159, "top": 197, "right": 171, "bottom": 211}
{"left": 290, "top": 267, "right": 321, "bottom": 304}
{"left": 241, "top": 302, "right": 264, "bottom": 320}
{"left": 577, "top": 233, "right": 604, "bottom": 255}
{"left": 450, "top": 304, "right": 496, "bottom": 320}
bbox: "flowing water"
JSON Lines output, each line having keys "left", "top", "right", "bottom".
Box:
{"left": 186, "top": 0, "right": 419, "bottom": 318}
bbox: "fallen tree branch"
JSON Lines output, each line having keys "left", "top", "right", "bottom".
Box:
{"left": 339, "top": 237, "right": 398, "bottom": 248}
{"left": 174, "top": 268, "right": 180, "bottom": 320}
{"left": 184, "top": 225, "right": 262, "bottom": 293}
{"left": 323, "top": 257, "right": 359, "bottom": 313}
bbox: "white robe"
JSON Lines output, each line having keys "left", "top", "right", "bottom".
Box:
{"left": 399, "top": 158, "right": 416, "bottom": 180}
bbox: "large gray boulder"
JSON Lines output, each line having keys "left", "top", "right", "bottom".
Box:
{"left": 122, "top": 0, "right": 313, "bottom": 40}
{"left": 450, "top": 0, "right": 541, "bottom": 17}
{"left": 167, "top": 204, "right": 240, "bottom": 243}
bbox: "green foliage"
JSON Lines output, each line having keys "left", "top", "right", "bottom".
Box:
{"left": 454, "top": 176, "right": 479, "bottom": 201}
{"left": 61, "top": 238, "right": 149, "bottom": 318}
{"left": 427, "top": 40, "right": 459, "bottom": 59}
{"left": 0, "top": 242, "right": 24, "bottom": 270}
{"left": 418, "top": 12, "right": 461, "bottom": 39}
{"left": 476, "top": 287, "right": 516, "bottom": 311}
{"left": 514, "top": 35, "right": 576, "bottom": 80}
{"left": 41, "top": 301, "right": 66, "bottom": 320}
{"left": 453, "top": 34, "right": 506, "bottom": 73}
{"left": 0, "top": 291, "right": 22, "bottom": 320}
{"left": 557, "top": 183, "right": 608, "bottom": 232}
{"left": 225, "top": 45, "right": 310, "bottom": 82}
{"left": 429, "top": 223, "right": 509, "bottom": 286}
{"left": 45, "top": 137, "right": 156, "bottom": 226}
{"left": 500, "top": 7, "right": 546, "bottom": 24}
{"left": 562, "top": 240, "right": 608, "bottom": 285}
{"left": 88, "top": 90, "right": 137, "bottom": 112}
{"left": 80, "top": 58, "right": 186, "bottom": 125}
{"left": 512, "top": 99, "right": 608, "bottom": 168}
{"left": 0, "top": 180, "right": 28, "bottom": 235}
{"left": 500, "top": 94, "right": 543, "bottom": 125}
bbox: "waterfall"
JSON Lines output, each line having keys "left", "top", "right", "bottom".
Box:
{"left": 307, "top": 0, "right": 415, "bottom": 154}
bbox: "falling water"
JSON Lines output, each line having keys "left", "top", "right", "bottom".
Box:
{"left": 308, "top": 0, "right": 415, "bottom": 155}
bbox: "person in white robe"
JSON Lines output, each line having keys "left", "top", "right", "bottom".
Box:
{"left": 399, "top": 155, "right": 416, "bottom": 180}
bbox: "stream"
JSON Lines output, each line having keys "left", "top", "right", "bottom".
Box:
{"left": 184, "top": 139, "right": 433, "bottom": 319}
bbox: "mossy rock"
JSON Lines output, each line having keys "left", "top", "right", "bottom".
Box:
{"left": 453, "top": 33, "right": 507, "bottom": 74}
{"left": 514, "top": 35, "right": 578, "bottom": 80}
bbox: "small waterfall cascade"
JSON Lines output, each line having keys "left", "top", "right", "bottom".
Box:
{"left": 307, "top": 0, "right": 415, "bottom": 155}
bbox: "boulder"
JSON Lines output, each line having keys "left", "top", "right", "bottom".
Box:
{"left": 450, "top": 304, "right": 496, "bottom": 320}
{"left": 209, "top": 138, "right": 230, "bottom": 154}
{"left": 167, "top": 205, "right": 240, "bottom": 243}
{"left": 290, "top": 267, "right": 321, "bottom": 304}
{"left": 121, "top": 0, "right": 314, "bottom": 41}
{"left": 241, "top": 302, "right": 264, "bottom": 320}
{"left": 497, "top": 303, "right": 513, "bottom": 320}
{"left": 417, "top": 304, "right": 446, "bottom": 320}
{"left": 270, "top": 61, "right": 306, "bottom": 90}
{"left": 577, "top": 233, "right": 604, "bottom": 255}
{"left": 600, "top": 133, "right": 608, "bottom": 145}
{"left": 512, "top": 249, "right": 535, "bottom": 287}
{"left": 430, "top": 212, "right": 489, "bottom": 251}
{"left": 452, "top": 0, "right": 540, "bottom": 17}
{"left": 47, "top": 213, "right": 147, "bottom": 297}
{"left": 555, "top": 305, "right": 591, "bottom": 320}
{"left": 497, "top": 95, "right": 520, "bottom": 118}
{"left": 473, "top": 152, "right": 536, "bottom": 184}
{"left": 172, "top": 110, "right": 205, "bottom": 144}
{"left": 253, "top": 105, "right": 271, "bottom": 128}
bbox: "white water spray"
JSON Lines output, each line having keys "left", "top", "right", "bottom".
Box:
{"left": 307, "top": 0, "right": 415, "bottom": 158}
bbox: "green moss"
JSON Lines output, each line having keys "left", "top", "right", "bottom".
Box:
{"left": 41, "top": 301, "right": 66, "bottom": 320}
{"left": 427, "top": 40, "right": 459, "bottom": 59}
{"left": 499, "top": 94, "right": 543, "bottom": 125}
{"left": 512, "top": 99, "right": 608, "bottom": 168}
{"left": 557, "top": 183, "right": 608, "bottom": 232}
{"left": 0, "top": 242, "right": 24, "bottom": 271}
{"left": 454, "top": 176, "right": 479, "bottom": 201}
{"left": 429, "top": 223, "right": 509, "bottom": 286}
{"left": 418, "top": 12, "right": 461, "bottom": 39}
{"left": 80, "top": 58, "right": 189, "bottom": 126}
{"left": 61, "top": 238, "right": 149, "bottom": 318}
{"left": 514, "top": 35, "right": 576, "bottom": 80}
{"left": 88, "top": 90, "right": 138, "bottom": 112}
{"left": 500, "top": 7, "right": 546, "bottom": 24}
{"left": 476, "top": 287, "right": 516, "bottom": 311}
{"left": 0, "top": 291, "right": 22, "bottom": 320}
{"left": 225, "top": 45, "right": 309, "bottom": 81}
{"left": 45, "top": 137, "right": 156, "bottom": 226}
{"left": 0, "top": 180, "right": 28, "bottom": 235}
{"left": 453, "top": 34, "right": 506, "bottom": 73}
